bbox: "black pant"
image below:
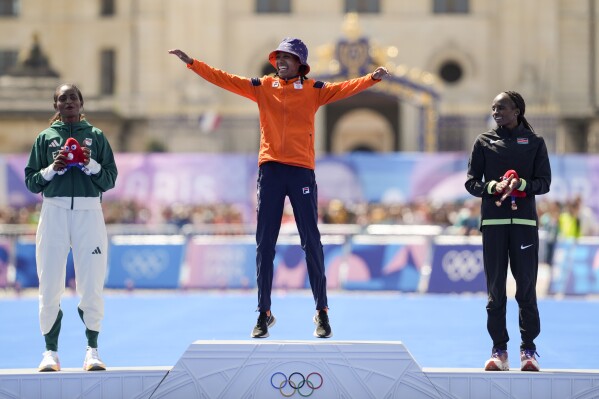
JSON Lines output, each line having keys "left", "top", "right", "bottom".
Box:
{"left": 255, "top": 162, "right": 328, "bottom": 312}
{"left": 482, "top": 224, "right": 540, "bottom": 351}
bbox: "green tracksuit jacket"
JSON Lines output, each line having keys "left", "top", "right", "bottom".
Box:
{"left": 25, "top": 120, "right": 117, "bottom": 202}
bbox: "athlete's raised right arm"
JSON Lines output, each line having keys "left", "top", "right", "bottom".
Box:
{"left": 168, "top": 49, "right": 193, "bottom": 65}
{"left": 168, "top": 49, "right": 257, "bottom": 101}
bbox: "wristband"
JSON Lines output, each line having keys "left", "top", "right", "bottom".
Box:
{"left": 41, "top": 165, "right": 58, "bottom": 181}
{"left": 86, "top": 159, "right": 102, "bottom": 175}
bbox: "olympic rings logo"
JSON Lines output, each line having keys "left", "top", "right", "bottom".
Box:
{"left": 441, "top": 249, "right": 484, "bottom": 282}
{"left": 270, "top": 372, "right": 323, "bottom": 397}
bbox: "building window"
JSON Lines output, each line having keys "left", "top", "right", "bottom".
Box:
{"left": 345, "top": 0, "right": 380, "bottom": 13}
{"left": 0, "top": 0, "right": 19, "bottom": 16}
{"left": 256, "top": 0, "right": 291, "bottom": 13}
{"left": 0, "top": 50, "right": 17, "bottom": 74}
{"left": 438, "top": 60, "right": 463, "bottom": 84}
{"left": 433, "top": 0, "right": 469, "bottom": 14}
{"left": 438, "top": 116, "right": 466, "bottom": 151}
{"left": 100, "top": 0, "right": 115, "bottom": 16}
{"left": 100, "top": 49, "right": 116, "bottom": 95}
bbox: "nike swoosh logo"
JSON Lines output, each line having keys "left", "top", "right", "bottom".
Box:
{"left": 521, "top": 244, "right": 533, "bottom": 250}
{"left": 490, "top": 139, "right": 501, "bottom": 144}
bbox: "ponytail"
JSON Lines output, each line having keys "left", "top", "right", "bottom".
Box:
{"left": 504, "top": 91, "right": 534, "bottom": 132}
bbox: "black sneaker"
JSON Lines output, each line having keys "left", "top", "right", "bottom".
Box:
{"left": 313, "top": 310, "right": 333, "bottom": 338}
{"left": 251, "top": 312, "right": 276, "bottom": 338}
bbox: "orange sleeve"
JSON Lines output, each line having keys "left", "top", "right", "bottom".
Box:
{"left": 187, "top": 60, "right": 257, "bottom": 102}
{"left": 317, "top": 74, "right": 379, "bottom": 105}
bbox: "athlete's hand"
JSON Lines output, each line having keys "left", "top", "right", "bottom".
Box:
{"left": 495, "top": 174, "right": 517, "bottom": 194}
{"left": 495, "top": 179, "right": 508, "bottom": 194}
{"left": 82, "top": 147, "right": 91, "bottom": 165}
{"left": 507, "top": 176, "right": 520, "bottom": 191}
{"left": 168, "top": 49, "right": 193, "bottom": 65}
{"left": 372, "top": 67, "right": 390, "bottom": 80}
{"left": 52, "top": 152, "right": 67, "bottom": 172}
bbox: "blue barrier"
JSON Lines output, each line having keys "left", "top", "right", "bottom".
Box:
{"left": 274, "top": 235, "right": 347, "bottom": 290}
{"left": 549, "top": 238, "right": 599, "bottom": 295}
{"left": 0, "top": 238, "right": 9, "bottom": 288}
{"left": 427, "top": 236, "right": 486, "bottom": 294}
{"left": 13, "top": 233, "right": 599, "bottom": 295}
{"left": 183, "top": 236, "right": 256, "bottom": 289}
{"left": 14, "top": 238, "right": 75, "bottom": 288}
{"left": 328, "top": 236, "right": 427, "bottom": 292}
{"left": 106, "top": 235, "right": 186, "bottom": 289}
{"left": 183, "top": 235, "right": 346, "bottom": 290}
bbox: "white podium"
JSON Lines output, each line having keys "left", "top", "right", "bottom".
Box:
{"left": 2, "top": 341, "right": 598, "bottom": 398}
{"left": 151, "top": 340, "right": 441, "bottom": 398}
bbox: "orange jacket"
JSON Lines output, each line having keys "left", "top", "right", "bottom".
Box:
{"left": 188, "top": 60, "right": 380, "bottom": 170}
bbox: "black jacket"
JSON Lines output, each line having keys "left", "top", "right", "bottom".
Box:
{"left": 465, "top": 123, "right": 551, "bottom": 226}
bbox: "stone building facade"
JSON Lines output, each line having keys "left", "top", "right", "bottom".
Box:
{"left": 0, "top": 0, "right": 598, "bottom": 154}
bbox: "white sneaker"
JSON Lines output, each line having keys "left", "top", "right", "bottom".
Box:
{"left": 83, "top": 346, "right": 106, "bottom": 371}
{"left": 38, "top": 350, "right": 60, "bottom": 372}
{"left": 484, "top": 348, "right": 509, "bottom": 371}
{"left": 520, "top": 349, "right": 540, "bottom": 371}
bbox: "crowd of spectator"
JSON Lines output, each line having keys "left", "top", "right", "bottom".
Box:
{"left": 1, "top": 197, "right": 597, "bottom": 238}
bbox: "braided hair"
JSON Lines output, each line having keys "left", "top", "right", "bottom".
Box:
{"left": 49, "top": 83, "right": 86, "bottom": 125}
{"left": 504, "top": 91, "right": 534, "bottom": 132}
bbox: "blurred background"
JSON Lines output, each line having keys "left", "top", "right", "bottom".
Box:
{"left": 0, "top": 0, "right": 598, "bottom": 297}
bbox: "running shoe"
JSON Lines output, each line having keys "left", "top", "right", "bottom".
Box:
{"left": 313, "top": 310, "right": 333, "bottom": 338}
{"left": 38, "top": 350, "right": 60, "bottom": 372}
{"left": 251, "top": 312, "right": 276, "bottom": 338}
{"left": 484, "top": 348, "right": 509, "bottom": 371}
{"left": 520, "top": 349, "right": 540, "bottom": 372}
{"left": 83, "top": 346, "right": 106, "bottom": 371}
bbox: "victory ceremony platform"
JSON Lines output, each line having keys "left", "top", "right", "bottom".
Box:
{"left": 1, "top": 341, "right": 598, "bottom": 399}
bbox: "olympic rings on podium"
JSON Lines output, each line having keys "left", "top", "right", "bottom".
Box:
{"left": 270, "top": 371, "right": 323, "bottom": 397}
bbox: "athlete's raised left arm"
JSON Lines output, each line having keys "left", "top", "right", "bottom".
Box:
{"left": 317, "top": 66, "right": 389, "bottom": 105}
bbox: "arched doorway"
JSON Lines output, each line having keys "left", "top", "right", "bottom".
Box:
{"left": 325, "top": 91, "right": 399, "bottom": 152}
{"left": 313, "top": 13, "right": 439, "bottom": 152}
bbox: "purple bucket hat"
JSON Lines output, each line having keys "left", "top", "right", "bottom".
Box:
{"left": 268, "top": 37, "right": 310, "bottom": 75}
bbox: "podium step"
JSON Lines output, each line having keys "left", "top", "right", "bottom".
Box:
{"left": 152, "top": 340, "right": 439, "bottom": 398}
{"left": 1, "top": 341, "right": 598, "bottom": 398}
{"left": 0, "top": 367, "right": 168, "bottom": 399}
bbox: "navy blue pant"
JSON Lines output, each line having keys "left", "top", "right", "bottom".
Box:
{"left": 482, "top": 224, "right": 540, "bottom": 351}
{"left": 255, "top": 162, "right": 328, "bottom": 312}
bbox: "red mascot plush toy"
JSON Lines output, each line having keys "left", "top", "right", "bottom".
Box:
{"left": 495, "top": 169, "right": 526, "bottom": 210}
{"left": 57, "top": 137, "right": 91, "bottom": 176}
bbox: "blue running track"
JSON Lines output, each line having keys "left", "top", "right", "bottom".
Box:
{"left": 0, "top": 291, "right": 597, "bottom": 370}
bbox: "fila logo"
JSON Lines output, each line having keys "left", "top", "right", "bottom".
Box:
{"left": 92, "top": 247, "right": 102, "bottom": 255}
{"left": 302, "top": 187, "right": 310, "bottom": 194}
{"left": 49, "top": 140, "right": 60, "bottom": 148}
{"left": 490, "top": 139, "right": 501, "bottom": 144}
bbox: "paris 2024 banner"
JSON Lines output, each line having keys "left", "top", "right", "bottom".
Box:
{"left": 3, "top": 152, "right": 599, "bottom": 222}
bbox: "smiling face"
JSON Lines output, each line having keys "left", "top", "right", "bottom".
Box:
{"left": 275, "top": 51, "right": 301, "bottom": 80}
{"left": 491, "top": 93, "right": 519, "bottom": 129}
{"left": 54, "top": 85, "right": 83, "bottom": 123}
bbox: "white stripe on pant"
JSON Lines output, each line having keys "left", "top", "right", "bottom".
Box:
{"left": 36, "top": 200, "right": 107, "bottom": 335}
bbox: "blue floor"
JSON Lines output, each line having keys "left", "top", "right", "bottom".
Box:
{"left": 0, "top": 291, "right": 597, "bottom": 370}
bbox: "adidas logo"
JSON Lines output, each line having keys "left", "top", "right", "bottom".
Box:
{"left": 49, "top": 140, "right": 60, "bottom": 148}
{"left": 92, "top": 247, "right": 102, "bottom": 255}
